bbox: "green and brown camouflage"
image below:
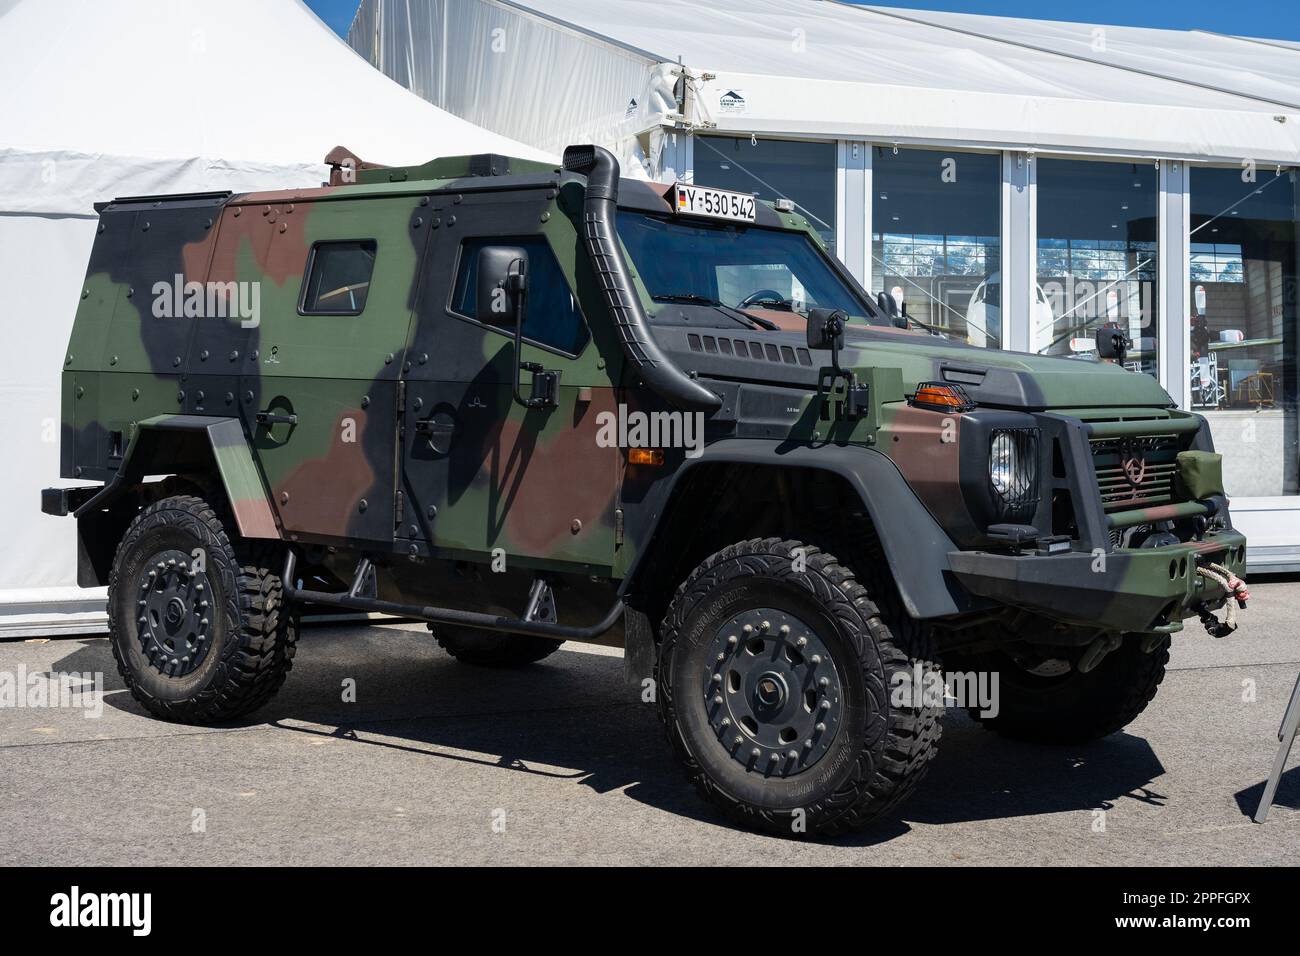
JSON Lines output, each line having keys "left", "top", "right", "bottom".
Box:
{"left": 45, "top": 143, "right": 1247, "bottom": 650}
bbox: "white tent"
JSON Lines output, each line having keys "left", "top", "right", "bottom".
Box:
{"left": 349, "top": 0, "right": 1300, "bottom": 170}
{"left": 0, "top": 0, "right": 552, "bottom": 636}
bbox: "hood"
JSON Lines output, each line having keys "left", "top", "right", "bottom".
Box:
{"left": 653, "top": 321, "right": 1173, "bottom": 412}
{"left": 839, "top": 326, "right": 1173, "bottom": 410}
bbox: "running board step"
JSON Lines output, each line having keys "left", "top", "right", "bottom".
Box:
{"left": 280, "top": 552, "right": 622, "bottom": 640}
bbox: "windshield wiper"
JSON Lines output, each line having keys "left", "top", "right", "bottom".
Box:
{"left": 651, "top": 292, "right": 779, "bottom": 332}
{"left": 728, "top": 307, "right": 779, "bottom": 331}
{"left": 652, "top": 292, "right": 722, "bottom": 306}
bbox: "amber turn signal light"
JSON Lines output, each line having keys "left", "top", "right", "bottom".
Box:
{"left": 908, "top": 382, "right": 975, "bottom": 413}
{"left": 628, "top": 448, "right": 665, "bottom": 466}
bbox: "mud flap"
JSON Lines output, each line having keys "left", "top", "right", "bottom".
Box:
{"left": 623, "top": 606, "right": 656, "bottom": 688}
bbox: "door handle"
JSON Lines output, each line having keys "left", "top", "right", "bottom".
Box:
{"left": 414, "top": 419, "right": 455, "bottom": 438}
{"left": 414, "top": 417, "right": 455, "bottom": 454}
{"left": 255, "top": 411, "right": 298, "bottom": 426}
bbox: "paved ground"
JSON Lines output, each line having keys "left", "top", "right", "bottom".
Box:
{"left": 1, "top": 582, "right": 1297, "bottom": 866}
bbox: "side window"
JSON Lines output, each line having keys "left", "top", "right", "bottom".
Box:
{"left": 300, "top": 240, "right": 377, "bottom": 315}
{"left": 451, "top": 237, "right": 590, "bottom": 355}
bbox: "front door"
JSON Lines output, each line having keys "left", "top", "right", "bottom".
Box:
{"left": 399, "top": 188, "right": 622, "bottom": 575}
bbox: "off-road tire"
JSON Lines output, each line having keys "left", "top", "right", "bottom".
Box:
{"left": 432, "top": 627, "right": 564, "bottom": 668}
{"left": 966, "top": 636, "right": 1170, "bottom": 743}
{"left": 107, "top": 494, "right": 296, "bottom": 724}
{"left": 657, "top": 538, "right": 942, "bottom": 837}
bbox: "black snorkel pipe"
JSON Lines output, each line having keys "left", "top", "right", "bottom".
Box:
{"left": 562, "top": 145, "right": 722, "bottom": 412}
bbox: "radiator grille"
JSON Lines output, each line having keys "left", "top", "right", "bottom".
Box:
{"left": 1090, "top": 434, "right": 1181, "bottom": 512}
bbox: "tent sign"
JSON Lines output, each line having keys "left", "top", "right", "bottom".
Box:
{"left": 673, "top": 183, "right": 757, "bottom": 223}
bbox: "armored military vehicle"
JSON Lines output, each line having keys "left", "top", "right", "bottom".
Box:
{"left": 44, "top": 144, "right": 1249, "bottom": 836}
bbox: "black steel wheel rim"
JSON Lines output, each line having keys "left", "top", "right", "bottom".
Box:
{"left": 702, "top": 606, "right": 844, "bottom": 776}
{"left": 136, "top": 548, "right": 215, "bottom": 678}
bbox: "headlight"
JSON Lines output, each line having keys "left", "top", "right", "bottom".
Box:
{"left": 989, "top": 428, "right": 1039, "bottom": 515}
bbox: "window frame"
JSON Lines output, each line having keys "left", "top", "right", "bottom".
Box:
{"left": 616, "top": 210, "right": 880, "bottom": 324}
{"left": 297, "top": 238, "right": 379, "bottom": 317}
{"left": 444, "top": 234, "right": 591, "bottom": 359}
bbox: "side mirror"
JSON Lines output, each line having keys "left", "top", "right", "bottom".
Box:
{"left": 808, "top": 308, "right": 868, "bottom": 421}
{"left": 807, "top": 307, "right": 846, "bottom": 352}
{"left": 1095, "top": 322, "right": 1132, "bottom": 366}
{"left": 876, "top": 291, "right": 908, "bottom": 329}
{"left": 474, "top": 245, "right": 559, "bottom": 410}
{"left": 476, "top": 246, "right": 528, "bottom": 327}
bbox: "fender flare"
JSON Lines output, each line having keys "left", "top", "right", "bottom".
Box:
{"left": 74, "top": 415, "right": 280, "bottom": 540}
{"left": 623, "top": 439, "right": 980, "bottom": 620}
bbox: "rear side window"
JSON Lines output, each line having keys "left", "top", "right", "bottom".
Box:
{"left": 451, "top": 237, "right": 589, "bottom": 355}
{"left": 300, "top": 240, "right": 377, "bottom": 315}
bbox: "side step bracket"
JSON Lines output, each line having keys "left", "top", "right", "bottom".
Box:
{"left": 523, "top": 577, "right": 556, "bottom": 624}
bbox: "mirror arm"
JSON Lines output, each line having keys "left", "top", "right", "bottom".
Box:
{"left": 509, "top": 283, "right": 560, "bottom": 410}
{"left": 811, "top": 310, "right": 867, "bottom": 422}
{"left": 510, "top": 284, "right": 541, "bottom": 409}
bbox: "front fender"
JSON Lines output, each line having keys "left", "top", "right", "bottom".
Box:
{"left": 622, "top": 438, "right": 979, "bottom": 620}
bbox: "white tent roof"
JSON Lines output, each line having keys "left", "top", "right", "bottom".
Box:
{"left": 355, "top": 0, "right": 1300, "bottom": 163}
{"left": 0, "top": 0, "right": 553, "bottom": 216}
{"left": 863, "top": 9, "right": 1300, "bottom": 112}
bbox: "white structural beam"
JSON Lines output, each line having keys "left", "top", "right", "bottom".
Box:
{"left": 1002, "top": 151, "right": 1036, "bottom": 353}
{"left": 657, "top": 130, "right": 694, "bottom": 184}
{"left": 836, "top": 140, "right": 871, "bottom": 288}
{"left": 1159, "top": 159, "right": 1191, "bottom": 408}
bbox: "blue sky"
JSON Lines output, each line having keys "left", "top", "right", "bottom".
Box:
{"left": 307, "top": 0, "right": 1300, "bottom": 43}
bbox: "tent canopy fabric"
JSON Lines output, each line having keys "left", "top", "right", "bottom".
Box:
{"left": 0, "top": 0, "right": 553, "bottom": 215}
{"left": 0, "top": 0, "right": 551, "bottom": 633}
{"left": 350, "top": 0, "right": 1300, "bottom": 164}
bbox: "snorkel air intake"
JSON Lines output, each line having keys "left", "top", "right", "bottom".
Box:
{"left": 563, "top": 145, "right": 721, "bottom": 411}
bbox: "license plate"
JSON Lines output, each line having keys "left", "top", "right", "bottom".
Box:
{"left": 673, "top": 183, "right": 757, "bottom": 223}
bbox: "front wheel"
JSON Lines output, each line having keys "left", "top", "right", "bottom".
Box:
{"left": 657, "top": 538, "right": 942, "bottom": 837}
{"left": 107, "top": 494, "right": 297, "bottom": 724}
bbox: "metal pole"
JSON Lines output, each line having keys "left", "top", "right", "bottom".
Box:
{"left": 1254, "top": 671, "right": 1300, "bottom": 823}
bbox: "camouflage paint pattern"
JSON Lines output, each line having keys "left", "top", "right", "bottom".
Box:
{"left": 55, "top": 149, "right": 1247, "bottom": 635}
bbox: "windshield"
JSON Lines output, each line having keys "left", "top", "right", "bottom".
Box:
{"left": 616, "top": 211, "right": 881, "bottom": 326}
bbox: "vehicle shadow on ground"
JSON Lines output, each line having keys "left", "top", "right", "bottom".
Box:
{"left": 58, "top": 627, "right": 1171, "bottom": 844}
{"left": 895, "top": 718, "right": 1167, "bottom": 828}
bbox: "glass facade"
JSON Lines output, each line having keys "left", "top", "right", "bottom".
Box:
{"left": 872, "top": 148, "right": 1002, "bottom": 347}
{"left": 1035, "top": 159, "right": 1159, "bottom": 377}
{"left": 690, "top": 137, "right": 1300, "bottom": 514}
{"left": 1189, "top": 167, "right": 1298, "bottom": 498}
{"left": 693, "top": 136, "right": 837, "bottom": 252}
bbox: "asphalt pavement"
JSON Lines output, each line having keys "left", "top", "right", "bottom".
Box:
{"left": 1, "top": 581, "right": 1297, "bottom": 865}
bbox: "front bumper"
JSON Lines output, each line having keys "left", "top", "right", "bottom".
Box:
{"left": 947, "top": 530, "right": 1248, "bottom": 634}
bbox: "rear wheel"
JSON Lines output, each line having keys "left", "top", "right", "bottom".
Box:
{"left": 107, "top": 494, "right": 296, "bottom": 724}
{"left": 964, "top": 636, "right": 1169, "bottom": 743}
{"left": 431, "top": 626, "right": 564, "bottom": 668}
{"left": 657, "top": 538, "right": 942, "bottom": 837}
